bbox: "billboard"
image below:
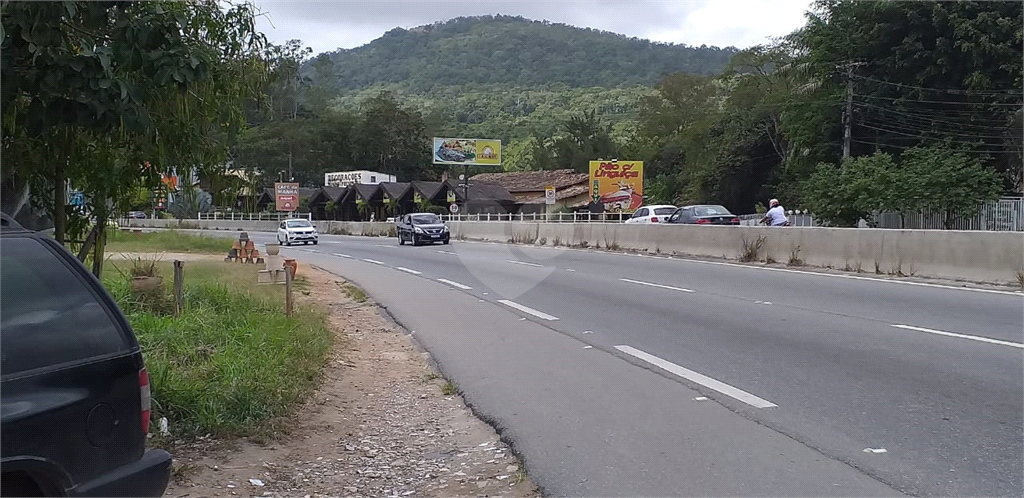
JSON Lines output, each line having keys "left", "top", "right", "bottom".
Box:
{"left": 589, "top": 160, "right": 644, "bottom": 213}
{"left": 275, "top": 182, "right": 300, "bottom": 211}
{"left": 433, "top": 138, "right": 501, "bottom": 166}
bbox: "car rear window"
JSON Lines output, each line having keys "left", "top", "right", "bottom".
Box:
{"left": 654, "top": 208, "right": 677, "bottom": 215}
{"left": 1, "top": 237, "right": 129, "bottom": 376}
{"left": 694, "top": 206, "right": 730, "bottom": 216}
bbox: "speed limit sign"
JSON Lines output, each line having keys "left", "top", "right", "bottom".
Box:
{"left": 449, "top": 203, "right": 460, "bottom": 214}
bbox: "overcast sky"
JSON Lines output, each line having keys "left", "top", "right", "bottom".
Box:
{"left": 252, "top": 0, "right": 815, "bottom": 56}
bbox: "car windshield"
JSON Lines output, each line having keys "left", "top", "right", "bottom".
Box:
{"left": 287, "top": 220, "right": 312, "bottom": 228}
{"left": 411, "top": 214, "right": 441, "bottom": 225}
{"left": 693, "top": 206, "right": 731, "bottom": 216}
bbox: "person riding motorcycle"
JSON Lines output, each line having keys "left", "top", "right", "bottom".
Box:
{"left": 761, "top": 199, "right": 790, "bottom": 226}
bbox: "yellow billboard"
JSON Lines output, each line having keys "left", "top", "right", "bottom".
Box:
{"left": 433, "top": 138, "right": 502, "bottom": 166}
{"left": 589, "top": 160, "right": 644, "bottom": 213}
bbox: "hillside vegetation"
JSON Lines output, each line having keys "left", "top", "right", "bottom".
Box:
{"left": 314, "top": 15, "right": 737, "bottom": 92}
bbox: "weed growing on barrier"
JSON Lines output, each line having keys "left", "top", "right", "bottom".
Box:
{"left": 874, "top": 261, "right": 883, "bottom": 274}
{"left": 1016, "top": 269, "right": 1024, "bottom": 290}
{"left": 787, "top": 246, "right": 804, "bottom": 266}
{"left": 739, "top": 235, "right": 766, "bottom": 262}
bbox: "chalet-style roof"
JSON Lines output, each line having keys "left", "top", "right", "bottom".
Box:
{"left": 469, "top": 169, "right": 589, "bottom": 192}
{"left": 380, "top": 182, "right": 412, "bottom": 199}
{"left": 309, "top": 186, "right": 348, "bottom": 205}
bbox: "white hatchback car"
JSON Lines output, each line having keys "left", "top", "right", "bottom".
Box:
{"left": 624, "top": 205, "right": 678, "bottom": 224}
{"left": 277, "top": 218, "right": 319, "bottom": 245}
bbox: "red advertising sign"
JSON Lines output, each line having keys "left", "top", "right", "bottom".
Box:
{"left": 275, "top": 182, "right": 300, "bottom": 211}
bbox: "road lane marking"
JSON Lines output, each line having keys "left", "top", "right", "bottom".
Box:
{"left": 437, "top": 250, "right": 458, "bottom": 255}
{"left": 334, "top": 253, "right": 353, "bottom": 258}
{"left": 497, "top": 300, "right": 559, "bottom": 321}
{"left": 437, "top": 278, "right": 472, "bottom": 290}
{"left": 362, "top": 258, "right": 386, "bottom": 265}
{"left": 374, "top": 244, "right": 394, "bottom": 248}
{"left": 891, "top": 324, "right": 1023, "bottom": 349}
{"left": 620, "top": 278, "right": 695, "bottom": 293}
{"left": 506, "top": 260, "right": 543, "bottom": 267}
{"left": 396, "top": 267, "right": 422, "bottom": 275}
{"left": 615, "top": 345, "right": 778, "bottom": 408}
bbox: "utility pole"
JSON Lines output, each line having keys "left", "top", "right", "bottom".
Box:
{"left": 288, "top": 148, "right": 293, "bottom": 182}
{"left": 842, "top": 62, "right": 866, "bottom": 162}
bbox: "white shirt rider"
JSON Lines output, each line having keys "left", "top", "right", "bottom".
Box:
{"left": 764, "top": 200, "right": 788, "bottom": 226}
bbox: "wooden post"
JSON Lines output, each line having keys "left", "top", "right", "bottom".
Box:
{"left": 284, "top": 264, "right": 294, "bottom": 316}
{"left": 173, "top": 260, "right": 184, "bottom": 316}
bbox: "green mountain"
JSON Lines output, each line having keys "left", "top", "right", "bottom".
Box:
{"left": 314, "top": 15, "right": 738, "bottom": 93}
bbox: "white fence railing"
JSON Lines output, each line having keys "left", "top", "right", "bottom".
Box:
{"left": 739, "top": 198, "right": 1023, "bottom": 231}
{"left": 441, "top": 212, "right": 626, "bottom": 223}
{"left": 197, "top": 212, "right": 312, "bottom": 221}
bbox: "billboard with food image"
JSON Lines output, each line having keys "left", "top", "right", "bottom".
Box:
{"left": 589, "top": 160, "right": 644, "bottom": 213}
{"left": 433, "top": 138, "right": 501, "bottom": 166}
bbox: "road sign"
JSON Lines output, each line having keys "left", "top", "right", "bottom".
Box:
{"left": 449, "top": 203, "right": 460, "bottom": 214}
{"left": 446, "top": 189, "right": 456, "bottom": 203}
{"left": 275, "top": 182, "right": 299, "bottom": 211}
{"left": 545, "top": 186, "right": 556, "bottom": 205}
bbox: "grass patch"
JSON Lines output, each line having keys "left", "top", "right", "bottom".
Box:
{"left": 103, "top": 261, "right": 333, "bottom": 440}
{"left": 423, "top": 372, "right": 441, "bottom": 382}
{"left": 787, "top": 246, "right": 804, "bottom": 267}
{"left": 107, "top": 229, "right": 229, "bottom": 254}
{"left": 340, "top": 282, "right": 367, "bottom": 303}
{"left": 1016, "top": 269, "right": 1024, "bottom": 290}
{"left": 441, "top": 380, "right": 459, "bottom": 396}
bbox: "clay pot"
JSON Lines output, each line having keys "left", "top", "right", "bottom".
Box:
{"left": 283, "top": 258, "right": 298, "bottom": 276}
{"left": 265, "top": 243, "right": 280, "bottom": 256}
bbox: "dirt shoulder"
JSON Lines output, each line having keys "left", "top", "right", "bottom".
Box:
{"left": 163, "top": 263, "right": 539, "bottom": 498}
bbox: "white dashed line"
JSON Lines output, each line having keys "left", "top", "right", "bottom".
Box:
{"left": 437, "top": 278, "right": 472, "bottom": 290}
{"left": 615, "top": 345, "right": 777, "bottom": 408}
{"left": 374, "top": 244, "right": 394, "bottom": 248}
{"left": 497, "top": 300, "right": 559, "bottom": 321}
{"left": 333, "top": 253, "right": 353, "bottom": 258}
{"left": 396, "top": 267, "right": 422, "bottom": 275}
{"left": 362, "top": 258, "right": 385, "bottom": 265}
{"left": 506, "top": 260, "right": 543, "bottom": 267}
{"left": 619, "top": 278, "right": 695, "bottom": 293}
{"left": 437, "top": 250, "right": 458, "bottom": 255}
{"left": 891, "top": 324, "right": 1023, "bottom": 349}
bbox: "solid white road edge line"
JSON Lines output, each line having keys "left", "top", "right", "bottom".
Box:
{"left": 458, "top": 240, "right": 1021, "bottom": 296}
{"left": 333, "top": 253, "right": 353, "bottom": 258}
{"left": 615, "top": 345, "right": 778, "bottom": 409}
{"left": 891, "top": 324, "right": 1024, "bottom": 349}
{"left": 507, "top": 260, "right": 543, "bottom": 267}
{"left": 620, "top": 278, "right": 695, "bottom": 293}
{"left": 362, "top": 258, "right": 385, "bottom": 265}
{"left": 437, "top": 278, "right": 472, "bottom": 290}
{"left": 497, "top": 300, "right": 560, "bottom": 321}
{"left": 396, "top": 267, "right": 422, "bottom": 275}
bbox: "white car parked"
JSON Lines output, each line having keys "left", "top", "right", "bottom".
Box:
{"left": 277, "top": 218, "right": 319, "bottom": 246}
{"left": 624, "top": 205, "right": 678, "bottom": 224}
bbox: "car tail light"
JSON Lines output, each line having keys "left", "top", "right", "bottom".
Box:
{"left": 651, "top": 217, "right": 659, "bottom": 223}
{"left": 696, "top": 219, "right": 710, "bottom": 225}
{"left": 139, "top": 368, "right": 151, "bottom": 434}
{"left": 731, "top": 218, "right": 740, "bottom": 224}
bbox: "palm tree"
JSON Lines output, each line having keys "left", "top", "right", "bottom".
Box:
{"left": 355, "top": 199, "right": 372, "bottom": 220}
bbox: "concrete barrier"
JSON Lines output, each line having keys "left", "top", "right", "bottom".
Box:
{"left": 129, "top": 219, "right": 1024, "bottom": 284}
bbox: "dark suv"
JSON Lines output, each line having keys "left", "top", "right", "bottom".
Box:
{"left": 0, "top": 214, "right": 171, "bottom": 497}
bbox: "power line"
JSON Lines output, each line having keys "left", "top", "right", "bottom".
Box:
{"left": 854, "top": 123, "right": 1017, "bottom": 152}
{"left": 849, "top": 138, "right": 1014, "bottom": 155}
{"left": 852, "top": 92, "right": 1023, "bottom": 107}
{"left": 853, "top": 101, "right": 1017, "bottom": 129}
{"left": 850, "top": 74, "right": 1021, "bottom": 96}
{"left": 858, "top": 114, "right": 1015, "bottom": 141}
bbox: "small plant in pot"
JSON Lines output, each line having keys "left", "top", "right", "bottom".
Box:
{"left": 127, "top": 256, "right": 164, "bottom": 294}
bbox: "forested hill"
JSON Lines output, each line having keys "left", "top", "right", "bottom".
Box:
{"left": 314, "top": 15, "right": 738, "bottom": 92}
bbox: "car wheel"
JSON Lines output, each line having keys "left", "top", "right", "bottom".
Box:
{"left": 312, "top": 240, "right": 318, "bottom": 245}
{"left": 443, "top": 238, "right": 450, "bottom": 245}
{"left": 412, "top": 234, "right": 419, "bottom": 246}
{"left": 304, "top": 241, "right": 309, "bottom": 245}
{"left": 399, "top": 233, "right": 405, "bottom": 245}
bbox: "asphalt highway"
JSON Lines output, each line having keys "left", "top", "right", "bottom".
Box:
{"left": 191, "top": 230, "right": 1023, "bottom": 497}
